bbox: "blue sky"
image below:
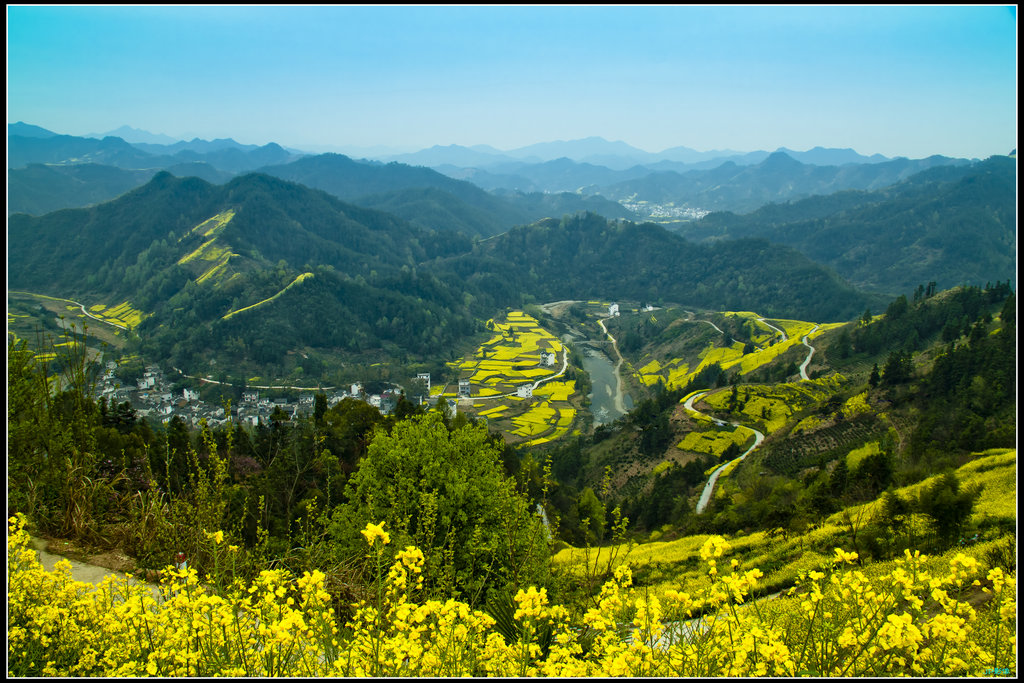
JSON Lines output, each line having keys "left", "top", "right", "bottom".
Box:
{"left": 7, "top": 5, "right": 1017, "bottom": 159}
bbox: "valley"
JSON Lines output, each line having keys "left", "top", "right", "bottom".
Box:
{"left": 6, "top": 125, "right": 1016, "bottom": 680}
{"left": 7, "top": 5, "right": 1017, "bottom": 676}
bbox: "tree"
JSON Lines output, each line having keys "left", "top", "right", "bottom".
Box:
{"left": 329, "top": 412, "right": 549, "bottom": 607}
{"left": 313, "top": 392, "right": 328, "bottom": 424}
{"left": 576, "top": 487, "right": 606, "bottom": 543}
{"left": 917, "top": 472, "right": 981, "bottom": 548}
{"left": 881, "top": 351, "right": 913, "bottom": 386}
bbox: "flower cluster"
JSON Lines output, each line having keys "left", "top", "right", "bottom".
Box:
{"left": 6, "top": 516, "right": 1016, "bottom": 678}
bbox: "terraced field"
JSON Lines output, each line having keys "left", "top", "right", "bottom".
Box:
{"left": 554, "top": 448, "right": 1017, "bottom": 602}
{"left": 177, "top": 210, "right": 238, "bottom": 286}
{"left": 631, "top": 313, "right": 844, "bottom": 389}
{"left": 86, "top": 301, "right": 147, "bottom": 329}
{"left": 439, "top": 311, "right": 579, "bottom": 446}
{"left": 700, "top": 375, "right": 847, "bottom": 434}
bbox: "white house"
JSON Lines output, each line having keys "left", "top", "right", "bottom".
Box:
{"left": 458, "top": 379, "right": 472, "bottom": 398}
{"left": 539, "top": 351, "right": 556, "bottom": 367}
{"left": 609, "top": 303, "right": 620, "bottom": 317}
{"left": 416, "top": 373, "right": 431, "bottom": 392}
{"left": 183, "top": 388, "right": 199, "bottom": 402}
{"left": 517, "top": 384, "right": 534, "bottom": 398}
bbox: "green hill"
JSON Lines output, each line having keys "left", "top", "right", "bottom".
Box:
{"left": 447, "top": 212, "right": 875, "bottom": 322}
{"left": 687, "top": 156, "right": 1016, "bottom": 296}
{"left": 10, "top": 173, "right": 878, "bottom": 377}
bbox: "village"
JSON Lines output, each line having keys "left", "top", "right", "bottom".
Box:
{"left": 92, "top": 361, "right": 410, "bottom": 429}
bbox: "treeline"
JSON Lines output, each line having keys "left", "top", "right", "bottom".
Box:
{"left": 832, "top": 280, "right": 1014, "bottom": 357}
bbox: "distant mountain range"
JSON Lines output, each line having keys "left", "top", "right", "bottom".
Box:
{"left": 86, "top": 125, "right": 182, "bottom": 146}
{"left": 8, "top": 128, "right": 300, "bottom": 173}
{"left": 7, "top": 123, "right": 979, "bottom": 226}
{"left": 381, "top": 137, "right": 892, "bottom": 171}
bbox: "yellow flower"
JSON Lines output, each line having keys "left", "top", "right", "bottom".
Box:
{"left": 833, "top": 547, "right": 858, "bottom": 565}
{"left": 514, "top": 586, "right": 549, "bottom": 621}
{"left": 361, "top": 522, "right": 391, "bottom": 547}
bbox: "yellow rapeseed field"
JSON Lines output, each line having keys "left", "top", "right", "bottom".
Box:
{"left": 9, "top": 516, "right": 1014, "bottom": 677}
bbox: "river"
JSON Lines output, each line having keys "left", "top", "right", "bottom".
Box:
{"left": 581, "top": 345, "right": 633, "bottom": 426}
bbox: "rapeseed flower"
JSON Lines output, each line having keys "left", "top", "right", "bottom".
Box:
{"left": 361, "top": 521, "right": 390, "bottom": 547}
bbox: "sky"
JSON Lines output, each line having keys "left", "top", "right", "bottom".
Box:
{"left": 6, "top": 5, "right": 1018, "bottom": 159}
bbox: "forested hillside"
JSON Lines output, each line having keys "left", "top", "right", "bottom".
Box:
{"left": 9, "top": 173, "right": 877, "bottom": 377}
{"left": 686, "top": 156, "right": 1016, "bottom": 295}
{"left": 446, "top": 212, "right": 874, "bottom": 321}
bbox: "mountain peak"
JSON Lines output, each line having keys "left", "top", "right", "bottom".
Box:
{"left": 762, "top": 150, "right": 802, "bottom": 167}
{"left": 8, "top": 121, "right": 59, "bottom": 138}
{"left": 94, "top": 125, "right": 181, "bottom": 145}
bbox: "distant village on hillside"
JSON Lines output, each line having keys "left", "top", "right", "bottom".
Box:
{"left": 93, "top": 362, "right": 416, "bottom": 428}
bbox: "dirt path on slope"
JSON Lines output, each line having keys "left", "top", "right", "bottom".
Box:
{"left": 27, "top": 535, "right": 161, "bottom": 598}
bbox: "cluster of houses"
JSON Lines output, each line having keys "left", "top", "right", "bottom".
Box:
{"left": 94, "top": 363, "right": 230, "bottom": 428}
{"left": 94, "top": 362, "right": 407, "bottom": 429}
{"left": 617, "top": 200, "right": 710, "bottom": 220}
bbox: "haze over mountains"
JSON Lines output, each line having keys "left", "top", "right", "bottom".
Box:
{"left": 7, "top": 120, "right": 1016, "bottom": 375}
{"left": 7, "top": 122, "right": 980, "bottom": 219}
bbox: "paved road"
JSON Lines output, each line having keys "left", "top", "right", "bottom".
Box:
{"left": 684, "top": 391, "right": 765, "bottom": 514}
{"left": 10, "top": 290, "right": 128, "bottom": 331}
{"left": 757, "top": 318, "right": 787, "bottom": 342}
{"left": 799, "top": 325, "right": 821, "bottom": 381}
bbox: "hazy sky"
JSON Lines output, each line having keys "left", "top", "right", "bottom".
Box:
{"left": 7, "top": 5, "right": 1018, "bottom": 159}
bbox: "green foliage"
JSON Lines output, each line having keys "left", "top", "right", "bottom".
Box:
{"left": 576, "top": 487, "right": 606, "bottom": 544}
{"left": 691, "top": 156, "right": 1016, "bottom": 296}
{"left": 916, "top": 472, "right": 982, "bottom": 547}
{"left": 329, "top": 412, "right": 550, "bottom": 607}
{"left": 452, "top": 212, "right": 869, "bottom": 322}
